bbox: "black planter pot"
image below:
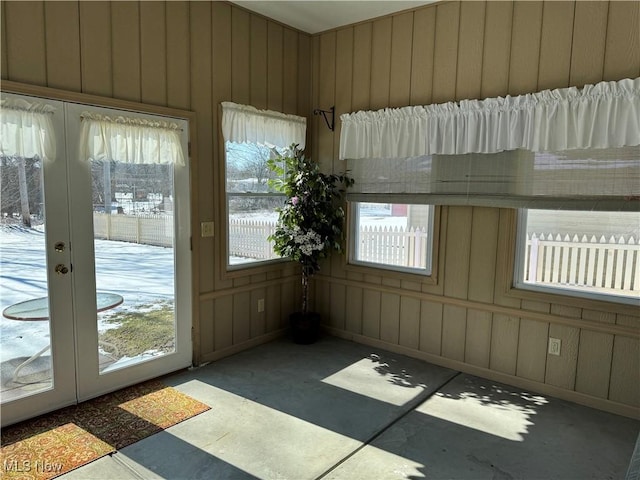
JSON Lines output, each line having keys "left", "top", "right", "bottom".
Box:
{"left": 290, "top": 312, "right": 320, "bottom": 344}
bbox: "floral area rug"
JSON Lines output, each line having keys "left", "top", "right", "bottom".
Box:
{"left": 0, "top": 380, "right": 210, "bottom": 479}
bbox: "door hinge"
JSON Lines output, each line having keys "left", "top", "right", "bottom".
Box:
{"left": 188, "top": 141, "right": 191, "bottom": 157}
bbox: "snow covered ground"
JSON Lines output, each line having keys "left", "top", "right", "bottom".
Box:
{"left": 0, "top": 225, "right": 174, "bottom": 364}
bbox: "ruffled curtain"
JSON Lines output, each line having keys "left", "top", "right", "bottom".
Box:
{"left": 221, "top": 102, "right": 306, "bottom": 149}
{"left": 0, "top": 97, "right": 56, "bottom": 161}
{"left": 79, "top": 113, "right": 185, "bottom": 166}
{"left": 340, "top": 77, "right": 640, "bottom": 160}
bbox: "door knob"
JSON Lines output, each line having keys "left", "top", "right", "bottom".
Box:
{"left": 55, "top": 264, "right": 69, "bottom": 275}
{"left": 54, "top": 241, "right": 66, "bottom": 252}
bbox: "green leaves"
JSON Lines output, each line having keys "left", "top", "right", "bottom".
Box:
{"left": 267, "top": 144, "right": 354, "bottom": 278}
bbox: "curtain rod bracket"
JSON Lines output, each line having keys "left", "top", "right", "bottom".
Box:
{"left": 313, "top": 106, "right": 335, "bottom": 131}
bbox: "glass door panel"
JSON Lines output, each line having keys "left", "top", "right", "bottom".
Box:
{"left": 0, "top": 94, "right": 76, "bottom": 427}
{"left": 90, "top": 160, "right": 177, "bottom": 373}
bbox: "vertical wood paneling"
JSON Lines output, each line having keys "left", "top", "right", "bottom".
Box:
{"left": 508, "top": 1, "right": 543, "bottom": 96}
{"left": 297, "top": 34, "right": 311, "bottom": 120}
{"left": 110, "top": 1, "right": 140, "bottom": 101}
{"left": 389, "top": 12, "right": 413, "bottom": 107}
{"left": 330, "top": 284, "right": 346, "bottom": 330}
{"left": 410, "top": 7, "right": 435, "bottom": 106}
{"left": 233, "top": 291, "right": 251, "bottom": 344}
{"left": 345, "top": 286, "right": 363, "bottom": 334}
{"left": 431, "top": 1, "right": 460, "bottom": 103}
{"left": 380, "top": 292, "right": 400, "bottom": 344}
{"left": 352, "top": 23, "right": 372, "bottom": 111}
{"left": 79, "top": 1, "right": 112, "bottom": 96}
{"left": 603, "top": 1, "right": 640, "bottom": 80}
{"left": 166, "top": 1, "right": 190, "bottom": 110}
{"left": 399, "top": 297, "right": 420, "bottom": 349}
{"left": 516, "top": 319, "right": 549, "bottom": 382}
{"left": 317, "top": 32, "right": 336, "bottom": 173}
{"left": 443, "top": 206, "right": 472, "bottom": 299}
{"left": 214, "top": 295, "right": 233, "bottom": 350}
{"left": 569, "top": 1, "right": 608, "bottom": 87}
{"left": 490, "top": 314, "right": 520, "bottom": 375}
{"left": 310, "top": 36, "right": 320, "bottom": 162}
{"left": 537, "top": 1, "right": 575, "bottom": 91}
{"left": 467, "top": 207, "right": 499, "bottom": 303}
{"left": 465, "top": 310, "right": 491, "bottom": 368}
{"left": 199, "top": 300, "right": 214, "bottom": 357}
{"left": 267, "top": 23, "right": 284, "bottom": 112}
{"left": 362, "top": 290, "right": 381, "bottom": 339}
{"left": 266, "top": 284, "right": 282, "bottom": 332}
{"left": 283, "top": 29, "right": 298, "bottom": 115}
{"left": 190, "top": 1, "right": 214, "bottom": 294}
{"left": 250, "top": 17, "right": 267, "bottom": 109}
{"left": 250, "top": 288, "right": 266, "bottom": 338}
{"left": 575, "top": 330, "right": 613, "bottom": 399}
{"left": 140, "top": 2, "right": 167, "bottom": 105}
{"left": 1, "top": 1, "right": 7, "bottom": 79}
{"left": 281, "top": 280, "right": 296, "bottom": 327}
{"left": 609, "top": 336, "right": 640, "bottom": 407}
{"left": 420, "top": 300, "right": 442, "bottom": 355}
{"left": 231, "top": 8, "right": 250, "bottom": 105}
{"left": 480, "top": 1, "right": 513, "bottom": 98}
{"left": 494, "top": 209, "right": 521, "bottom": 308}
{"left": 545, "top": 324, "right": 580, "bottom": 390}
{"left": 315, "top": 280, "right": 331, "bottom": 324}
{"left": 335, "top": 28, "right": 354, "bottom": 161}
{"left": 5, "top": 1, "right": 47, "bottom": 85}
{"left": 455, "top": 1, "right": 485, "bottom": 101}
{"left": 370, "top": 17, "right": 392, "bottom": 109}
{"left": 44, "top": 1, "right": 81, "bottom": 91}
{"left": 442, "top": 305, "right": 466, "bottom": 361}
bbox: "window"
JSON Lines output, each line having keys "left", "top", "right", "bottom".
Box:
{"left": 226, "top": 141, "right": 286, "bottom": 266}
{"left": 515, "top": 209, "right": 640, "bottom": 304}
{"left": 350, "top": 202, "right": 434, "bottom": 275}
{"left": 221, "top": 102, "right": 306, "bottom": 269}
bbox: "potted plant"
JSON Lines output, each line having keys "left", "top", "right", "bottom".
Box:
{"left": 267, "top": 144, "right": 353, "bottom": 344}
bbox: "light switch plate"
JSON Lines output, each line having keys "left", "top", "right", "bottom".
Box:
{"left": 201, "top": 221, "right": 214, "bottom": 237}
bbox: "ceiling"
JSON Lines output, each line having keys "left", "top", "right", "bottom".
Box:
{"left": 230, "top": 1, "right": 436, "bottom": 35}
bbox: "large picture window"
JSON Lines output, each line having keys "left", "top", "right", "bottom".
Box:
{"left": 221, "top": 102, "right": 306, "bottom": 269}
{"left": 515, "top": 209, "right": 639, "bottom": 304}
{"left": 350, "top": 202, "right": 434, "bottom": 275}
{"left": 226, "top": 141, "right": 285, "bottom": 266}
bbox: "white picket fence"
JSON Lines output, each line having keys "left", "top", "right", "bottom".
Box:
{"left": 229, "top": 219, "right": 279, "bottom": 260}
{"left": 358, "top": 226, "right": 429, "bottom": 268}
{"left": 94, "top": 214, "right": 639, "bottom": 295}
{"left": 93, "top": 213, "right": 173, "bottom": 247}
{"left": 525, "top": 233, "right": 639, "bottom": 293}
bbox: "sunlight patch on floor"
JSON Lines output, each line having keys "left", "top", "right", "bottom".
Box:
{"left": 322, "top": 355, "right": 426, "bottom": 406}
{"left": 417, "top": 388, "right": 548, "bottom": 442}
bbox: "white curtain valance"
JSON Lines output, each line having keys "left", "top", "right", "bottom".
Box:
{"left": 221, "top": 102, "right": 306, "bottom": 149}
{"left": 0, "top": 97, "right": 56, "bottom": 161}
{"left": 340, "top": 77, "right": 640, "bottom": 160}
{"left": 79, "top": 112, "right": 185, "bottom": 166}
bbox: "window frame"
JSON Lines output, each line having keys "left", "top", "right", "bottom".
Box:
{"left": 223, "top": 141, "right": 288, "bottom": 272}
{"left": 345, "top": 201, "right": 440, "bottom": 283}
{"left": 513, "top": 209, "right": 639, "bottom": 307}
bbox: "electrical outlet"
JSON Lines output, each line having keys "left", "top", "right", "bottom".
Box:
{"left": 548, "top": 337, "right": 561, "bottom": 356}
{"left": 257, "top": 298, "right": 265, "bottom": 313}
{"left": 201, "top": 221, "right": 214, "bottom": 238}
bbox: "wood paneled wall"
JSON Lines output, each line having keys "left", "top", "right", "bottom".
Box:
{"left": 310, "top": 0, "right": 640, "bottom": 418}
{"left": 1, "top": 1, "right": 310, "bottom": 364}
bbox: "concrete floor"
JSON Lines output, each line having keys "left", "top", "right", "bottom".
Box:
{"left": 59, "top": 336, "right": 639, "bottom": 480}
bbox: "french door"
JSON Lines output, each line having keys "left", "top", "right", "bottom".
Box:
{"left": 0, "top": 93, "right": 192, "bottom": 426}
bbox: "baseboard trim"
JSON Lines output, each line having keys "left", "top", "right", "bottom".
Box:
{"left": 326, "top": 327, "right": 640, "bottom": 420}
{"left": 200, "top": 329, "right": 287, "bottom": 364}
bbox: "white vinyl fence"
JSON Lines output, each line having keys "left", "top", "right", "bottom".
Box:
{"left": 525, "top": 233, "right": 639, "bottom": 293}
{"left": 93, "top": 213, "right": 173, "bottom": 247}
{"left": 95, "top": 214, "right": 639, "bottom": 295}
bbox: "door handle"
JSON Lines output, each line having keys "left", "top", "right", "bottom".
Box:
{"left": 54, "top": 241, "right": 66, "bottom": 252}
{"left": 55, "top": 264, "right": 69, "bottom": 275}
